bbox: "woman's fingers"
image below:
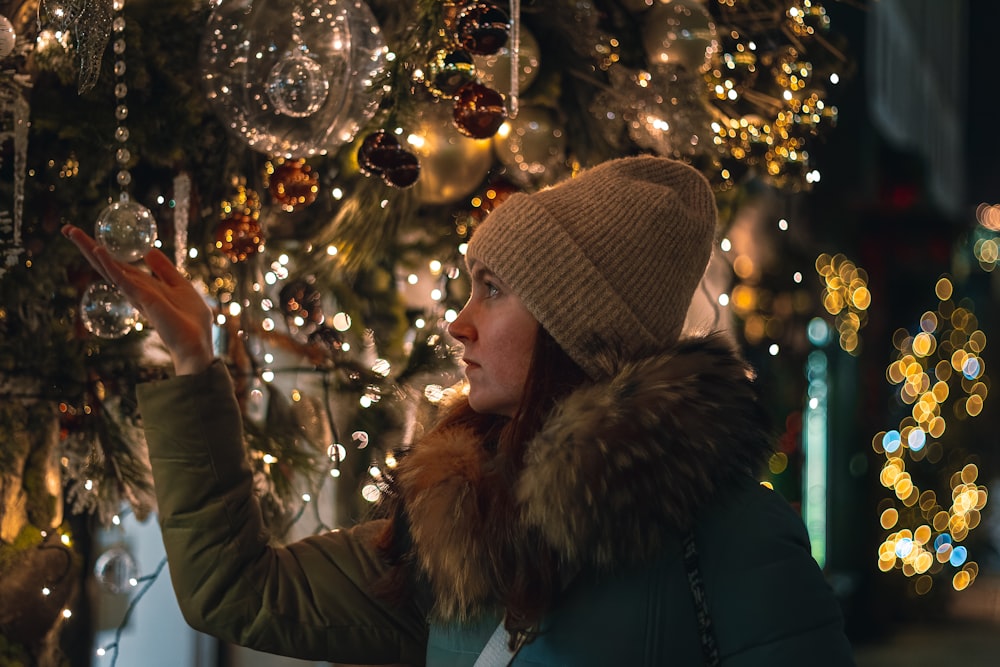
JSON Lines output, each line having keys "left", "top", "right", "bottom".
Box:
{"left": 62, "top": 224, "right": 115, "bottom": 284}
{"left": 62, "top": 224, "right": 216, "bottom": 375}
{"left": 63, "top": 224, "right": 163, "bottom": 311}
{"left": 143, "top": 247, "right": 190, "bottom": 288}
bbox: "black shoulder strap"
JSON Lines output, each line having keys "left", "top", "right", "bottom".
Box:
{"left": 683, "top": 531, "right": 721, "bottom": 666}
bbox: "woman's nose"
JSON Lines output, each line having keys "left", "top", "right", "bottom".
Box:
{"left": 448, "top": 304, "right": 475, "bottom": 342}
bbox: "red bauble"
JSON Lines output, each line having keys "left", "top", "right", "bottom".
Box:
{"left": 268, "top": 159, "right": 319, "bottom": 211}
{"left": 453, "top": 82, "right": 507, "bottom": 139}
{"left": 215, "top": 214, "right": 264, "bottom": 263}
{"left": 456, "top": 3, "right": 510, "bottom": 55}
{"left": 381, "top": 150, "right": 421, "bottom": 188}
{"left": 357, "top": 130, "right": 421, "bottom": 188}
{"left": 358, "top": 130, "right": 402, "bottom": 175}
{"left": 469, "top": 178, "right": 519, "bottom": 223}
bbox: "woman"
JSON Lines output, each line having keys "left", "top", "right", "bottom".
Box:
{"left": 63, "top": 156, "right": 855, "bottom": 665}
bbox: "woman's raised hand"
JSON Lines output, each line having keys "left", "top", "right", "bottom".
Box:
{"left": 62, "top": 224, "right": 215, "bottom": 376}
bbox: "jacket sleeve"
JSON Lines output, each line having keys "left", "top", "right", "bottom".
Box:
{"left": 136, "top": 360, "right": 428, "bottom": 665}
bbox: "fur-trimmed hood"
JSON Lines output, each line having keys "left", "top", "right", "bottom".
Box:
{"left": 394, "top": 334, "right": 773, "bottom": 622}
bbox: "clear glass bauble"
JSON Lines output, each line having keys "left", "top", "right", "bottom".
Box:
{"left": 494, "top": 105, "right": 567, "bottom": 187}
{"left": 93, "top": 545, "right": 138, "bottom": 594}
{"left": 472, "top": 27, "right": 541, "bottom": 94}
{"left": 642, "top": 0, "right": 719, "bottom": 73}
{"left": 267, "top": 51, "right": 330, "bottom": 118}
{"left": 80, "top": 282, "right": 138, "bottom": 339}
{"left": 95, "top": 200, "right": 157, "bottom": 263}
{"left": 200, "top": 0, "right": 387, "bottom": 158}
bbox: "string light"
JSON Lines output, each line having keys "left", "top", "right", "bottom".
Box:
{"left": 96, "top": 557, "right": 168, "bottom": 666}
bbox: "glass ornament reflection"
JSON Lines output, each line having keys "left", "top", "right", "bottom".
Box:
{"left": 95, "top": 200, "right": 157, "bottom": 263}
{"left": 200, "top": 0, "right": 387, "bottom": 157}
{"left": 267, "top": 52, "right": 331, "bottom": 118}
{"left": 80, "top": 282, "right": 139, "bottom": 339}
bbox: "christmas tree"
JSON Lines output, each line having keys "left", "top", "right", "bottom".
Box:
{"left": 0, "top": 0, "right": 866, "bottom": 663}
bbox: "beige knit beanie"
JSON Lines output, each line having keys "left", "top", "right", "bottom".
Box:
{"left": 466, "top": 155, "right": 717, "bottom": 379}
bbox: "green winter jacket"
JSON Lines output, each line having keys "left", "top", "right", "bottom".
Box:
{"left": 138, "top": 336, "right": 855, "bottom": 665}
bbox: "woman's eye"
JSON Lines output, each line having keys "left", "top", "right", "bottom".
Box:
{"left": 484, "top": 282, "right": 499, "bottom": 297}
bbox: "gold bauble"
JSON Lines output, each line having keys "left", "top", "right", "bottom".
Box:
{"left": 408, "top": 105, "right": 494, "bottom": 205}
{"left": 642, "top": 0, "right": 719, "bottom": 73}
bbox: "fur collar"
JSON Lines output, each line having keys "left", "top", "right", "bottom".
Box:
{"left": 395, "top": 334, "right": 773, "bottom": 621}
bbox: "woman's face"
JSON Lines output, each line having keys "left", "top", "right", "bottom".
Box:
{"left": 448, "top": 259, "right": 539, "bottom": 418}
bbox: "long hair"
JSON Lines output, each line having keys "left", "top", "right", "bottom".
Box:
{"left": 374, "top": 327, "right": 589, "bottom": 636}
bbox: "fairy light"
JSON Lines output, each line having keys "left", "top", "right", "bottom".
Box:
{"left": 332, "top": 312, "right": 352, "bottom": 331}
{"left": 697, "top": 4, "right": 841, "bottom": 190}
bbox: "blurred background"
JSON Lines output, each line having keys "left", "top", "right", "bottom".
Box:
{"left": 1, "top": 0, "right": 998, "bottom": 664}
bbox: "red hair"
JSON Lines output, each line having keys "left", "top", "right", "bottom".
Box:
{"left": 374, "top": 327, "right": 589, "bottom": 638}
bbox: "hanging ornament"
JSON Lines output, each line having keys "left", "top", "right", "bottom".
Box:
{"left": 642, "top": 0, "right": 719, "bottom": 73}
{"left": 80, "top": 282, "right": 139, "bottom": 339}
{"left": 200, "top": 0, "right": 387, "bottom": 158}
{"left": 472, "top": 26, "right": 539, "bottom": 94}
{"left": 357, "top": 131, "right": 421, "bottom": 188}
{"left": 93, "top": 545, "right": 138, "bottom": 595}
{"left": 279, "top": 279, "right": 324, "bottom": 333}
{"left": 267, "top": 159, "right": 320, "bottom": 211}
{"left": 172, "top": 172, "right": 191, "bottom": 270}
{"left": 426, "top": 49, "right": 477, "bottom": 99}
{"left": 358, "top": 130, "right": 401, "bottom": 176}
{"left": 456, "top": 3, "right": 510, "bottom": 55}
{"left": 409, "top": 103, "right": 494, "bottom": 205}
{"left": 215, "top": 214, "right": 264, "bottom": 263}
{"left": 39, "top": 0, "right": 113, "bottom": 92}
{"left": 0, "top": 70, "right": 28, "bottom": 278}
{"left": 380, "top": 150, "right": 421, "bottom": 189}
{"left": 453, "top": 82, "right": 507, "bottom": 139}
{"left": 95, "top": 0, "right": 158, "bottom": 263}
{"left": 494, "top": 105, "right": 567, "bottom": 186}
{"left": 466, "top": 177, "right": 519, "bottom": 226}
{"left": 0, "top": 15, "right": 15, "bottom": 59}
{"left": 95, "top": 200, "right": 158, "bottom": 263}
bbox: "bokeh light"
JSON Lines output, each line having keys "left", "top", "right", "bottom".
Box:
{"left": 815, "top": 253, "right": 868, "bottom": 355}
{"left": 873, "top": 276, "right": 988, "bottom": 593}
